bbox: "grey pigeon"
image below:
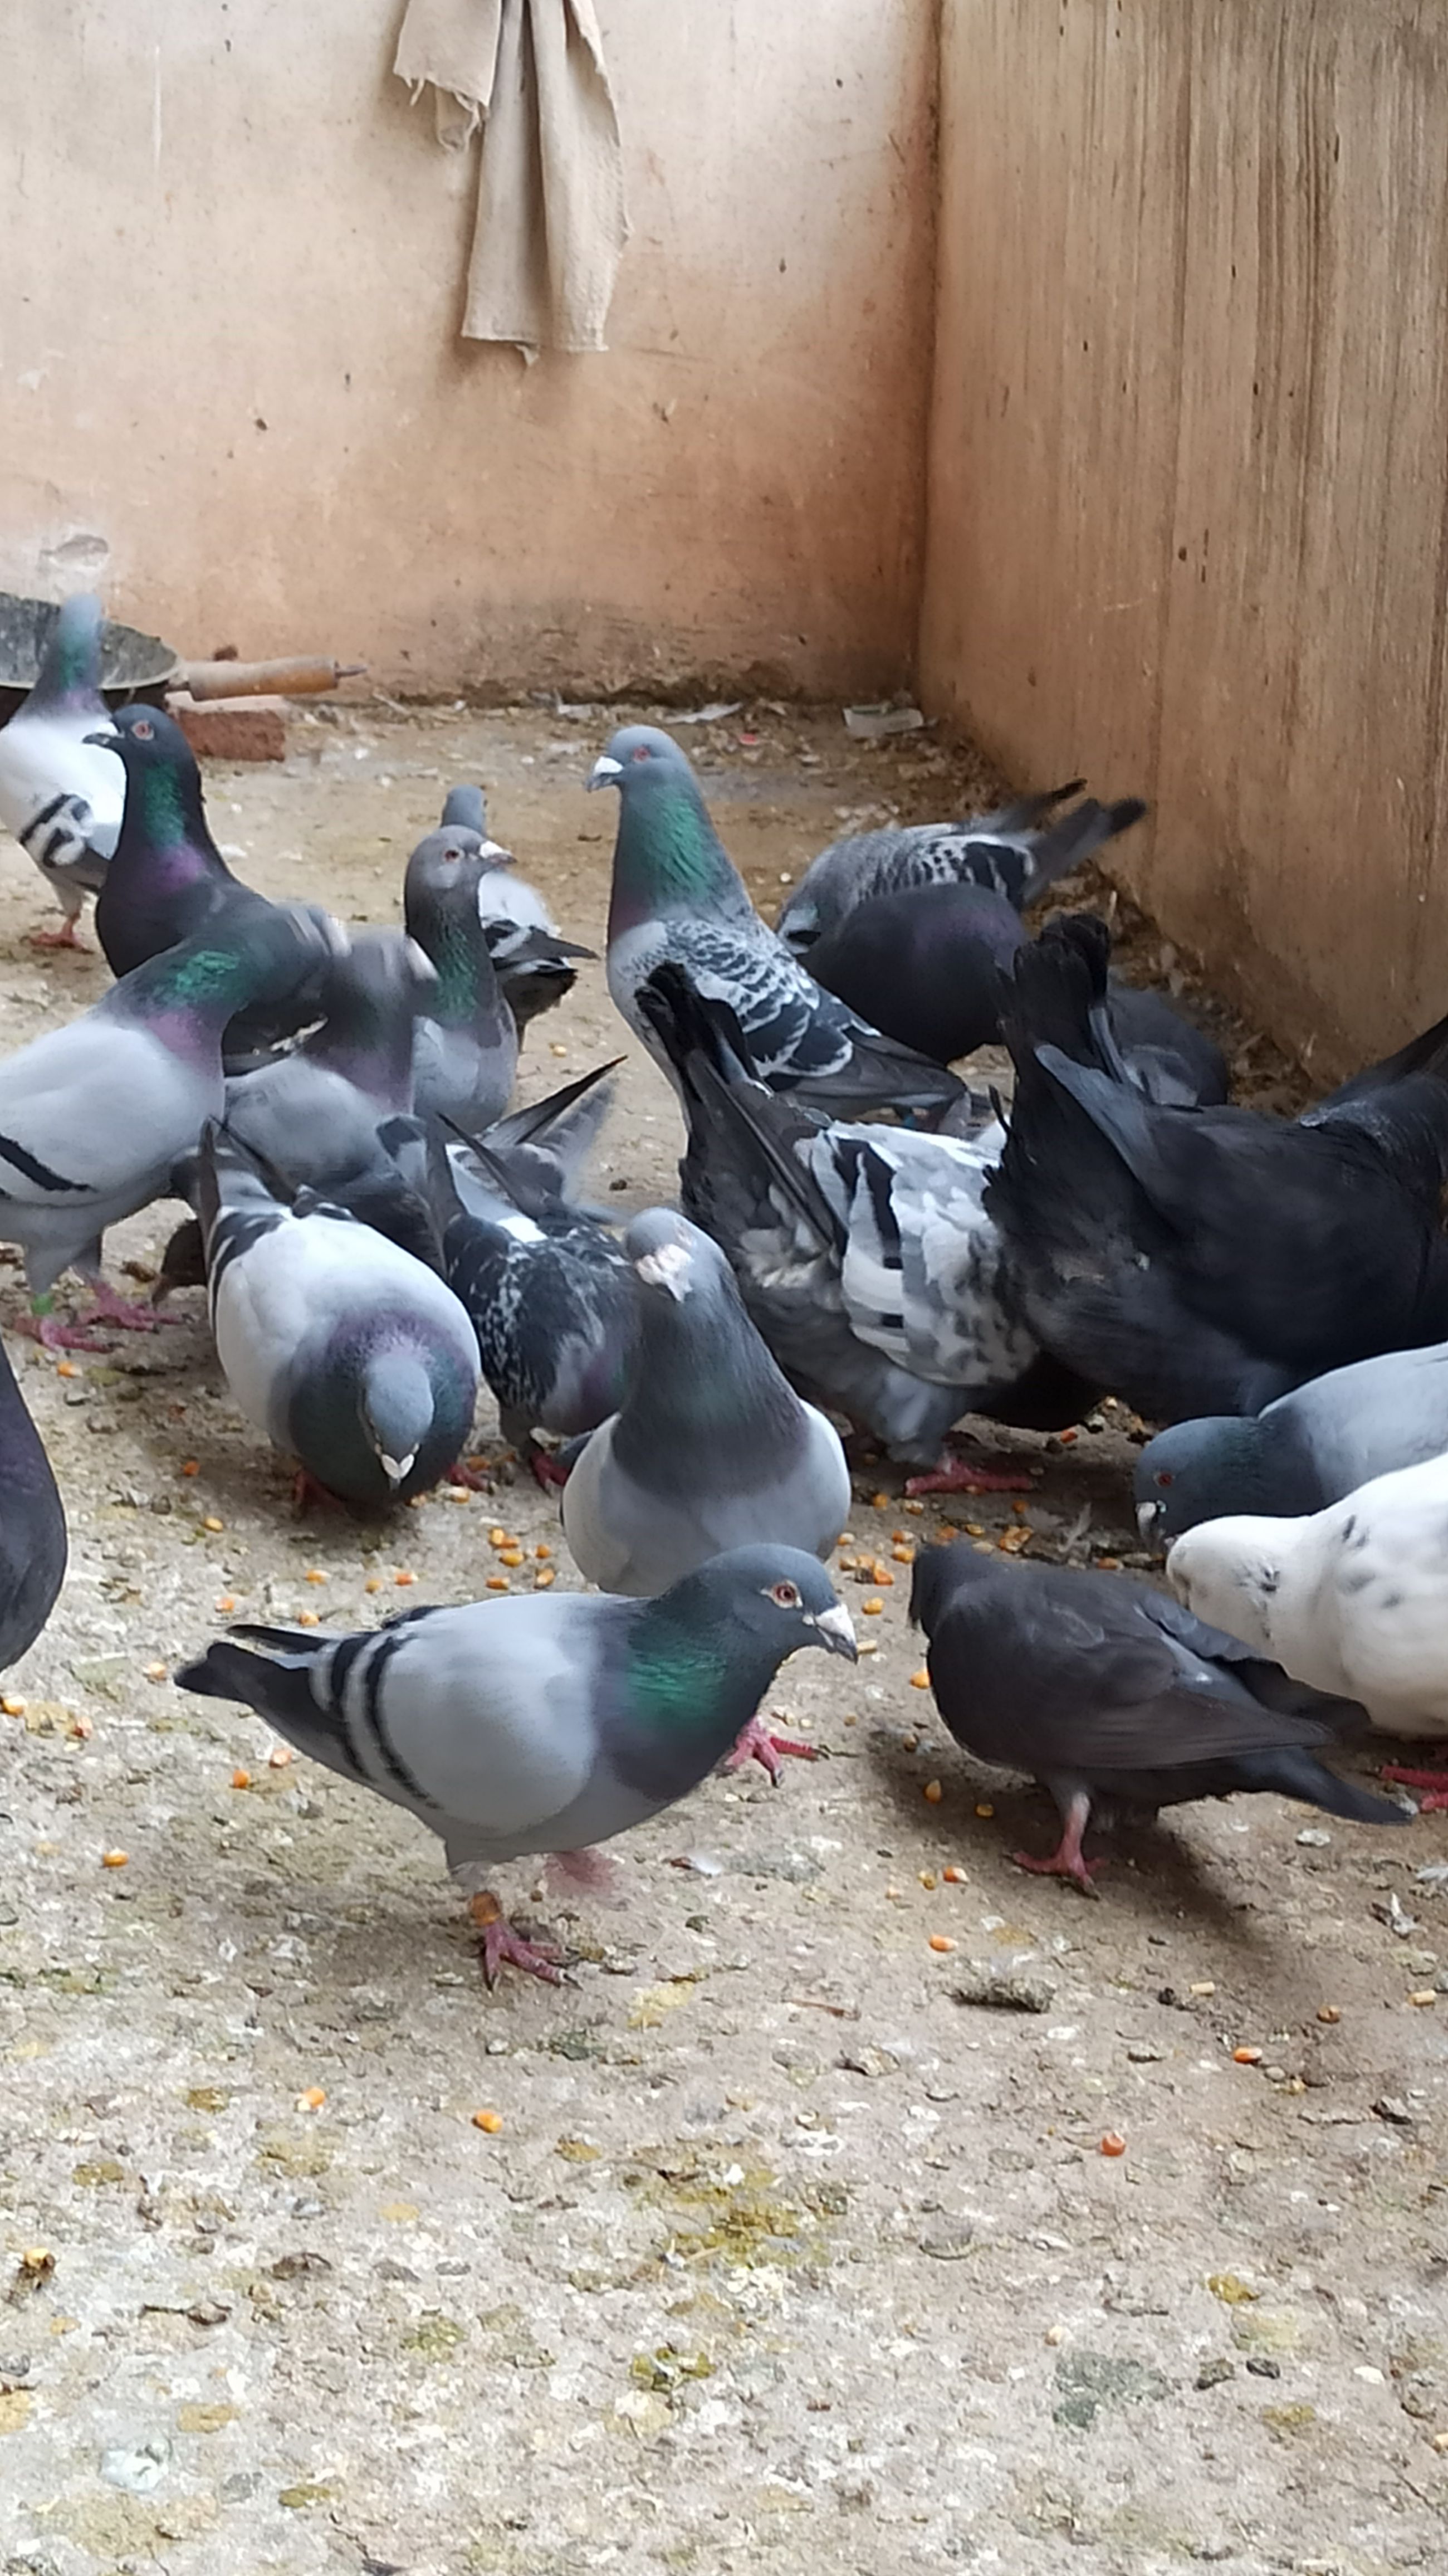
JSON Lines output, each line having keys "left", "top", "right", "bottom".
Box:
{"left": 911, "top": 1539, "right": 1406, "bottom": 1892}
{"left": 436, "top": 785, "right": 594, "bottom": 1028}
{"left": 1136, "top": 1339, "right": 1448, "bottom": 1546}
{"left": 987, "top": 913, "right": 1448, "bottom": 1424}
{"left": 561, "top": 1209, "right": 852, "bottom": 1593}
{"left": 777, "top": 780, "right": 1146, "bottom": 954}
{"left": 0, "top": 1333, "right": 67, "bottom": 1672}
{"left": 1167, "top": 1456, "right": 1448, "bottom": 1807}
{"left": 404, "top": 827, "right": 518, "bottom": 1128}
{"left": 441, "top": 783, "right": 488, "bottom": 836}
{"left": 408, "top": 1069, "right": 637, "bottom": 1479}
{"left": 224, "top": 931, "right": 436, "bottom": 1194}
{"left": 638, "top": 964, "right": 1096, "bottom": 1486}
{"left": 590, "top": 724, "right": 963, "bottom": 1119}
{"left": 197, "top": 1122, "right": 480, "bottom": 1509}
{"left": 0, "top": 594, "right": 123, "bottom": 947}
{"left": 0, "top": 903, "right": 343, "bottom": 1349}
{"left": 174, "top": 1543, "right": 857, "bottom": 1982}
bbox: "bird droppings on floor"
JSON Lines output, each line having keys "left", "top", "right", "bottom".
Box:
{"left": 1, "top": 700, "right": 1445, "bottom": 2576}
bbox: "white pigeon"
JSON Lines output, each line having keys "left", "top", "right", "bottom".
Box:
{"left": 1166, "top": 1452, "right": 1448, "bottom": 1789}
{"left": 0, "top": 594, "right": 123, "bottom": 946}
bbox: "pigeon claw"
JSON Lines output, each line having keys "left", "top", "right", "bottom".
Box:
{"left": 83, "top": 1279, "right": 184, "bottom": 1334}
{"left": 29, "top": 920, "right": 87, "bottom": 951}
{"left": 1011, "top": 1790, "right": 1102, "bottom": 1893}
{"left": 723, "top": 1713, "right": 821, "bottom": 1783}
{"left": 905, "top": 1451, "right": 1036, "bottom": 1499}
{"left": 445, "top": 1457, "right": 493, "bottom": 1492}
{"left": 17, "top": 1308, "right": 114, "bottom": 1354}
{"left": 1381, "top": 1764, "right": 1448, "bottom": 1815}
{"left": 468, "top": 1888, "right": 566, "bottom": 1987}
{"left": 529, "top": 1445, "right": 571, "bottom": 1492}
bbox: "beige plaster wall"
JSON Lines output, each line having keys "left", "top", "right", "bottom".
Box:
{"left": 919, "top": 0, "right": 1448, "bottom": 1071}
{"left": 1, "top": 2, "right": 936, "bottom": 699}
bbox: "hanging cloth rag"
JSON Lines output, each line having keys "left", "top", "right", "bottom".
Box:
{"left": 395, "top": 0, "right": 629, "bottom": 358}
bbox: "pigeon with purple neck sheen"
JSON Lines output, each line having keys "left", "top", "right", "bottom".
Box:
{"left": 561, "top": 1209, "right": 850, "bottom": 1595}
{"left": 196, "top": 1122, "right": 480, "bottom": 1509}
{"left": 0, "top": 903, "right": 346, "bottom": 1349}
{"left": 590, "top": 724, "right": 964, "bottom": 1119}
{"left": 0, "top": 594, "right": 123, "bottom": 948}
{"left": 776, "top": 780, "right": 1147, "bottom": 954}
{"left": 0, "top": 1331, "right": 67, "bottom": 1673}
{"left": 174, "top": 1543, "right": 856, "bottom": 1984}
{"left": 404, "top": 826, "right": 518, "bottom": 1129}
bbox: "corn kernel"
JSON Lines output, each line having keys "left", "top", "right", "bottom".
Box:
{"left": 923, "top": 1779, "right": 943, "bottom": 1804}
{"left": 231, "top": 1769, "right": 251, "bottom": 1789}
{"left": 100, "top": 1850, "right": 128, "bottom": 1869}
{"left": 296, "top": 2086, "right": 326, "bottom": 2112}
{"left": 928, "top": 1934, "right": 956, "bottom": 1954}
{"left": 473, "top": 2109, "right": 503, "bottom": 2134}
{"left": 1100, "top": 2133, "right": 1127, "bottom": 2158}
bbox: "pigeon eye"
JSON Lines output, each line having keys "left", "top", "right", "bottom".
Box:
{"left": 631, "top": 743, "right": 651, "bottom": 763}
{"left": 770, "top": 1580, "right": 802, "bottom": 1609}
{"left": 1155, "top": 1470, "right": 1174, "bottom": 1488}
{"left": 133, "top": 717, "right": 154, "bottom": 741}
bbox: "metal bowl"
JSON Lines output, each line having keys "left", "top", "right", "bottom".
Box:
{"left": 0, "top": 592, "right": 180, "bottom": 726}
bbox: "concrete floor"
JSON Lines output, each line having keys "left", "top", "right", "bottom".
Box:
{"left": 0, "top": 701, "right": 1445, "bottom": 2576}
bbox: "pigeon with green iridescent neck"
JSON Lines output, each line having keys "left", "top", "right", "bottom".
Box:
{"left": 589, "top": 724, "right": 963, "bottom": 1119}
{"left": 0, "top": 904, "right": 345, "bottom": 1350}
{"left": 196, "top": 1123, "right": 479, "bottom": 1510}
{"left": 174, "top": 1543, "right": 857, "bottom": 1983}
{"left": 404, "top": 826, "right": 518, "bottom": 1130}
{"left": 562, "top": 1209, "right": 850, "bottom": 1594}
{"left": 225, "top": 930, "right": 435, "bottom": 1196}
{"left": 0, "top": 594, "right": 123, "bottom": 948}
{"left": 428, "top": 787, "right": 593, "bottom": 1032}
{"left": 0, "top": 1331, "right": 67, "bottom": 1674}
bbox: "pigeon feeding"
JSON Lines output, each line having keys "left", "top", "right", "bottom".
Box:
{"left": 590, "top": 723, "right": 965, "bottom": 1119}
{"left": 0, "top": 593, "right": 123, "bottom": 948}
{"left": 776, "top": 779, "right": 1146, "bottom": 955}
{"left": 175, "top": 1545, "right": 857, "bottom": 1983}
{"left": 910, "top": 1539, "right": 1406, "bottom": 1891}
{"left": 196, "top": 1123, "right": 480, "bottom": 1510}
{"left": 561, "top": 1208, "right": 851, "bottom": 1596}
{"left": 1167, "top": 1452, "right": 1448, "bottom": 1811}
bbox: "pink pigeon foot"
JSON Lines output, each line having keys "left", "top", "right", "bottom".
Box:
{"left": 529, "top": 1445, "right": 571, "bottom": 1491}
{"left": 723, "top": 1713, "right": 821, "bottom": 1784}
{"left": 547, "top": 1845, "right": 619, "bottom": 1897}
{"left": 445, "top": 1457, "right": 493, "bottom": 1491}
{"left": 469, "top": 1889, "right": 566, "bottom": 1987}
{"left": 905, "top": 1451, "right": 1036, "bottom": 1499}
{"left": 1012, "top": 1790, "right": 1102, "bottom": 1894}
{"left": 292, "top": 1466, "right": 345, "bottom": 1513}
{"left": 81, "top": 1279, "right": 184, "bottom": 1334}
{"left": 28, "top": 918, "right": 86, "bottom": 951}
{"left": 16, "top": 1306, "right": 114, "bottom": 1354}
{"left": 1381, "top": 1764, "right": 1448, "bottom": 1815}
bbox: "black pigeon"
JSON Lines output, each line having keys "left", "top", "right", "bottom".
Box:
{"left": 986, "top": 913, "right": 1448, "bottom": 1423}
{"left": 804, "top": 882, "right": 1228, "bottom": 1104}
{"left": 777, "top": 782, "right": 1146, "bottom": 954}
{"left": 909, "top": 1540, "right": 1406, "bottom": 1892}
{"left": 0, "top": 1334, "right": 67, "bottom": 1672}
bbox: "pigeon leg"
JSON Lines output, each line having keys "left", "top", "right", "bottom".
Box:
{"left": 77, "top": 1277, "right": 184, "bottom": 1335}
{"left": 292, "top": 1467, "right": 345, "bottom": 1513}
{"left": 529, "top": 1444, "right": 571, "bottom": 1492}
{"left": 723, "top": 1713, "right": 821, "bottom": 1783}
{"left": 906, "top": 1450, "right": 1036, "bottom": 1499}
{"left": 29, "top": 918, "right": 87, "bottom": 951}
{"left": 1381, "top": 1765, "right": 1448, "bottom": 1814}
{"left": 1012, "top": 1790, "right": 1101, "bottom": 1894}
{"left": 445, "top": 1457, "right": 494, "bottom": 1492}
{"left": 468, "top": 1888, "right": 566, "bottom": 1987}
{"left": 16, "top": 1301, "right": 114, "bottom": 1355}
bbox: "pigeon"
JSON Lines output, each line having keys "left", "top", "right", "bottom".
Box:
{"left": 390, "top": 1064, "right": 636, "bottom": 1477}
{"left": 986, "top": 912, "right": 1448, "bottom": 1424}
{"left": 802, "top": 882, "right": 1229, "bottom": 1103}
{"left": 589, "top": 724, "right": 964, "bottom": 1118}
{"left": 403, "top": 827, "right": 518, "bottom": 1129}
{"left": 561, "top": 1209, "right": 852, "bottom": 1593}
{"left": 910, "top": 1539, "right": 1406, "bottom": 1891}
{"left": 174, "top": 1543, "right": 857, "bottom": 1982}
{"left": 433, "top": 786, "right": 594, "bottom": 1029}
{"left": 224, "top": 931, "right": 436, "bottom": 1196}
{"left": 0, "top": 1332, "right": 67, "bottom": 1672}
{"left": 776, "top": 780, "right": 1147, "bottom": 955}
{"left": 0, "top": 903, "right": 343, "bottom": 1348}
{"left": 0, "top": 594, "right": 123, "bottom": 948}
{"left": 637, "top": 963, "right": 1095, "bottom": 1488}
{"left": 1166, "top": 1453, "right": 1448, "bottom": 1807}
{"left": 1135, "top": 1339, "right": 1448, "bottom": 1547}
{"left": 196, "top": 1123, "right": 480, "bottom": 1509}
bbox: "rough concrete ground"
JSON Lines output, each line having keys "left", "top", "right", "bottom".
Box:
{"left": 0, "top": 701, "right": 1445, "bottom": 2576}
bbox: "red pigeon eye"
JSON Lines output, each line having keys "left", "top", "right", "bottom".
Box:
{"left": 134, "top": 717, "right": 154, "bottom": 741}
{"left": 1155, "top": 1470, "right": 1174, "bottom": 1488}
{"left": 771, "top": 1580, "right": 801, "bottom": 1608}
{"left": 631, "top": 743, "right": 651, "bottom": 762}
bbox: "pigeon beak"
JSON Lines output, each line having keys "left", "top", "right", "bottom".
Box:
{"left": 379, "top": 1451, "right": 418, "bottom": 1486}
{"left": 1136, "top": 1500, "right": 1163, "bottom": 1545}
{"left": 586, "top": 755, "right": 623, "bottom": 792}
{"left": 83, "top": 725, "right": 118, "bottom": 749}
{"left": 810, "top": 1602, "right": 858, "bottom": 1662}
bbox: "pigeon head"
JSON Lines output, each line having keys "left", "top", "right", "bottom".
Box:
{"left": 35, "top": 592, "right": 107, "bottom": 713}
{"left": 404, "top": 830, "right": 510, "bottom": 1030}
{"left": 909, "top": 1539, "right": 994, "bottom": 1635}
{"left": 777, "top": 892, "right": 820, "bottom": 957}
{"left": 1165, "top": 1518, "right": 1284, "bottom": 1653}
{"left": 440, "top": 782, "right": 489, "bottom": 837}
{"left": 586, "top": 724, "right": 694, "bottom": 792}
{"left": 624, "top": 1206, "right": 720, "bottom": 1302}
{"left": 663, "top": 1545, "right": 857, "bottom": 1665}
{"left": 359, "top": 1348, "right": 438, "bottom": 1490}
{"left": 1133, "top": 1415, "right": 1284, "bottom": 1546}
{"left": 589, "top": 726, "right": 752, "bottom": 936}
{"left": 92, "top": 702, "right": 213, "bottom": 856}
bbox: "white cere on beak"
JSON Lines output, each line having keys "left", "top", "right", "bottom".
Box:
{"left": 1136, "top": 1501, "right": 1162, "bottom": 1541}
{"left": 586, "top": 754, "right": 623, "bottom": 788}
{"left": 810, "top": 1602, "right": 858, "bottom": 1660}
{"left": 379, "top": 1451, "right": 418, "bottom": 1486}
{"left": 634, "top": 1240, "right": 693, "bottom": 1299}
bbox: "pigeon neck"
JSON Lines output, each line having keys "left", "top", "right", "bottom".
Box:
{"left": 610, "top": 1295, "right": 805, "bottom": 1490}
{"left": 115, "top": 755, "right": 225, "bottom": 882}
{"left": 412, "top": 890, "right": 497, "bottom": 1032}
{"left": 607, "top": 777, "right": 752, "bottom": 939}
{"left": 37, "top": 607, "right": 104, "bottom": 714}
{"left": 116, "top": 933, "right": 294, "bottom": 1051}
{"left": 622, "top": 1591, "right": 780, "bottom": 1767}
